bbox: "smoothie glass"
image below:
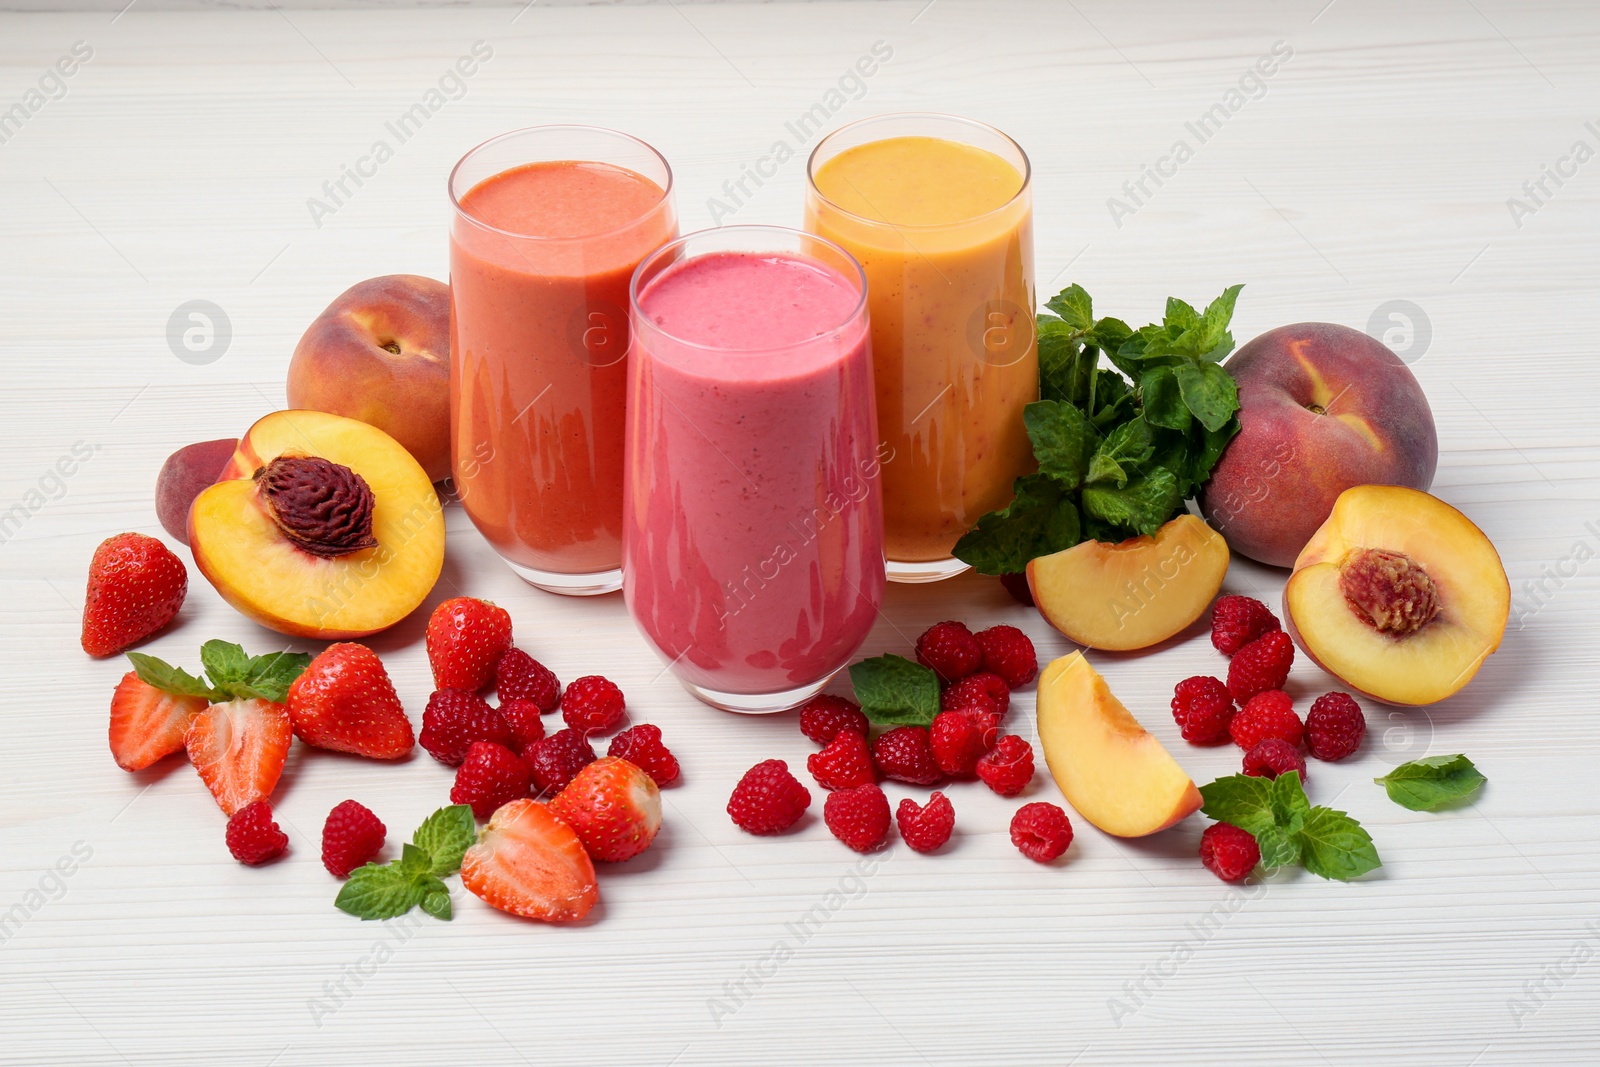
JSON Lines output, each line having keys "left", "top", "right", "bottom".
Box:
{"left": 450, "top": 126, "right": 676, "bottom": 595}
{"left": 805, "top": 113, "right": 1036, "bottom": 583}
{"left": 624, "top": 226, "right": 886, "bottom": 713}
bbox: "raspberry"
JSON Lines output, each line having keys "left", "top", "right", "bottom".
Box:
{"left": 1227, "top": 631, "right": 1295, "bottom": 702}
{"left": 727, "top": 759, "right": 811, "bottom": 835}
{"left": 915, "top": 620, "right": 983, "bottom": 681}
{"left": 420, "top": 689, "right": 512, "bottom": 766}
{"left": 896, "top": 791, "right": 955, "bottom": 853}
{"left": 1210, "top": 595, "right": 1282, "bottom": 656}
{"left": 1170, "top": 676, "right": 1236, "bottom": 745}
{"left": 497, "top": 698, "right": 546, "bottom": 754}
{"left": 524, "top": 728, "right": 596, "bottom": 796}
{"left": 321, "top": 799, "right": 386, "bottom": 878}
{"left": 871, "top": 725, "right": 943, "bottom": 785}
{"left": 1200, "top": 822, "right": 1260, "bottom": 882}
{"left": 1010, "top": 802, "right": 1073, "bottom": 863}
{"left": 1305, "top": 692, "right": 1366, "bottom": 761}
{"left": 942, "top": 672, "right": 1011, "bottom": 720}
{"left": 451, "top": 741, "right": 532, "bottom": 819}
{"left": 607, "top": 723, "right": 680, "bottom": 786}
{"left": 225, "top": 801, "right": 288, "bottom": 866}
{"left": 798, "top": 694, "right": 869, "bottom": 745}
{"left": 1229, "top": 690, "right": 1304, "bottom": 750}
{"left": 929, "top": 711, "right": 986, "bottom": 777}
{"left": 823, "top": 784, "right": 891, "bottom": 852}
{"left": 1242, "top": 738, "right": 1307, "bottom": 781}
{"left": 976, "top": 734, "right": 1034, "bottom": 797}
{"left": 999, "top": 572, "right": 1034, "bottom": 607}
{"left": 495, "top": 648, "right": 560, "bottom": 711}
{"left": 975, "top": 625, "right": 1038, "bottom": 687}
{"left": 807, "top": 729, "right": 877, "bottom": 791}
{"left": 561, "top": 675, "right": 625, "bottom": 736}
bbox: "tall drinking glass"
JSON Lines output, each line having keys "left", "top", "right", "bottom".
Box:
{"left": 450, "top": 125, "right": 676, "bottom": 595}
{"left": 624, "top": 226, "right": 886, "bottom": 713}
{"left": 805, "top": 113, "right": 1036, "bottom": 583}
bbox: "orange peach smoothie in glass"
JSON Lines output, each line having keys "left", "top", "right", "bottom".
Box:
{"left": 449, "top": 126, "right": 676, "bottom": 595}
{"left": 806, "top": 114, "right": 1036, "bottom": 582}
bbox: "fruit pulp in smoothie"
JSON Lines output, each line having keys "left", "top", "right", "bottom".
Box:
{"left": 451, "top": 160, "right": 674, "bottom": 576}
{"left": 807, "top": 134, "right": 1036, "bottom": 564}
{"left": 624, "top": 251, "right": 885, "bottom": 696}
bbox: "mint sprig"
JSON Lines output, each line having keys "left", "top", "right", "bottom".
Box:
{"left": 847, "top": 654, "right": 940, "bottom": 727}
{"left": 126, "top": 640, "right": 311, "bottom": 704}
{"left": 335, "top": 805, "right": 476, "bottom": 922}
{"left": 1200, "top": 772, "right": 1380, "bottom": 882}
{"left": 954, "top": 283, "right": 1245, "bottom": 575}
{"left": 1376, "top": 755, "right": 1486, "bottom": 811}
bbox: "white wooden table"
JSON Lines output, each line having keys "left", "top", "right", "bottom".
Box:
{"left": 2, "top": 2, "right": 1597, "bottom": 1063}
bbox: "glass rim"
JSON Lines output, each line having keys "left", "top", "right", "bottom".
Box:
{"left": 449, "top": 124, "right": 674, "bottom": 244}
{"left": 629, "top": 224, "right": 869, "bottom": 354}
{"left": 805, "top": 111, "right": 1032, "bottom": 232}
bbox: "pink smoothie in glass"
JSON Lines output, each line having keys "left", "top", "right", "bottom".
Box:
{"left": 623, "top": 249, "right": 885, "bottom": 698}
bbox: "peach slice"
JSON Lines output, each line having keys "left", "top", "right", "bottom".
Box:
{"left": 1036, "top": 652, "right": 1201, "bottom": 837}
{"left": 1284, "top": 484, "right": 1508, "bottom": 706}
{"left": 1027, "top": 514, "right": 1229, "bottom": 651}
{"left": 190, "top": 410, "right": 444, "bottom": 639}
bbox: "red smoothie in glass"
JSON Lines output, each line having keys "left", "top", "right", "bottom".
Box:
{"left": 450, "top": 158, "right": 674, "bottom": 583}
{"left": 624, "top": 248, "right": 885, "bottom": 700}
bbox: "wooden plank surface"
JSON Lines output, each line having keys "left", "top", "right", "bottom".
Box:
{"left": 1, "top": 2, "right": 1597, "bottom": 1063}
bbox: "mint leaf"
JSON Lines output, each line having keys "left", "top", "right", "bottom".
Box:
{"left": 849, "top": 655, "right": 940, "bottom": 726}
{"left": 1164, "top": 296, "right": 1200, "bottom": 334}
{"left": 1036, "top": 318, "right": 1093, "bottom": 407}
{"left": 1255, "top": 825, "right": 1301, "bottom": 870}
{"left": 1140, "top": 367, "right": 1190, "bottom": 431}
{"left": 1199, "top": 774, "right": 1276, "bottom": 837}
{"left": 1297, "top": 806, "right": 1382, "bottom": 881}
{"left": 1086, "top": 417, "right": 1155, "bottom": 486}
{"left": 1024, "top": 401, "right": 1098, "bottom": 489}
{"left": 125, "top": 652, "right": 221, "bottom": 700}
{"left": 199, "top": 640, "right": 252, "bottom": 688}
{"left": 1376, "top": 754, "right": 1486, "bottom": 811}
{"left": 335, "top": 862, "right": 427, "bottom": 921}
{"left": 1175, "top": 362, "right": 1239, "bottom": 433}
{"left": 413, "top": 805, "right": 476, "bottom": 876}
{"left": 198, "top": 640, "right": 309, "bottom": 702}
{"left": 1044, "top": 283, "right": 1094, "bottom": 329}
{"left": 952, "top": 474, "right": 1079, "bottom": 575}
{"left": 1081, "top": 467, "right": 1181, "bottom": 535}
{"left": 1195, "top": 283, "right": 1244, "bottom": 360}
{"left": 1269, "top": 770, "right": 1311, "bottom": 836}
{"left": 1089, "top": 369, "right": 1134, "bottom": 429}
{"left": 419, "top": 882, "right": 453, "bottom": 921}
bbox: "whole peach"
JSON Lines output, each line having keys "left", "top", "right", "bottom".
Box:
{"left": 155, "top": 438, "right": 237, "bottom": 545}
{"left": 287, "top": 274, "right": 451, "bottom": 481}
{"left": 1198, "top": 322, "right": 1436, "bottom": 567}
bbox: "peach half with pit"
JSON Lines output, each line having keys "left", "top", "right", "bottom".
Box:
{"left": 1284, "top": 484, "right": 1509, "bottom": 706}
{"left": 1027, "top": 514, "right": 1229, "bottom": 651}
{"left": 189, "top": 410, "right": 444, "bottom": 639}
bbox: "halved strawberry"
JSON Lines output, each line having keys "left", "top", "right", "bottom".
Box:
{"left": 286, "top": 642, "right": 413, "bottom": 759}
{"left": 185, "top": 697, "right": 292, "bottom": 816}
{"left": 460, "top": 799, "right": 598, "bottom": 922}
{"left": 548, "top": 756, "right": 661, "bottom": 863}
{"left": 108, "top": 671, "right": 209, "bottom": 771}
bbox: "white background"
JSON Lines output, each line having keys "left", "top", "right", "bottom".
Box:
{"left": 1, "top": 1, "right": 1597, "bottom": 1064}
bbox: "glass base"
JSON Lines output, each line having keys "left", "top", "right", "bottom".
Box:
{"left": 679, "top": 676, "right": 832, "bottom": 715}
{"left": 503, "top": 560, "right": 622, "bottom": 596}
{"left": 887, "top": 555, "right": 971, "bottom": 584}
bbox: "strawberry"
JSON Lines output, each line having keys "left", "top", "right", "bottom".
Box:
{"left": 108, "top": 670, "right": 208, "bottom": 771}
{"left": 425, "top": 597, "right": 513, "bottom": 692}
{"left": 186, "top": 697, "right": 293, "bottom": 816}
{"left": 81, "top": 532, "right": 187, "bottom": 657}
{"left": 460, "top": 798, "right": 599, "bottom": 922}
{"left": 286, "top": 643, "right": 413, "bottom": 759}
{"left": 547, "top": 757, "right": 661, "bottom": 863}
